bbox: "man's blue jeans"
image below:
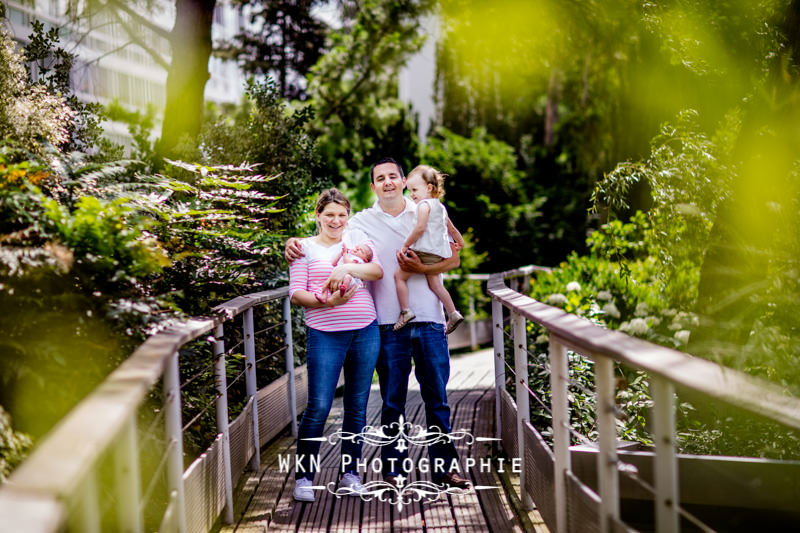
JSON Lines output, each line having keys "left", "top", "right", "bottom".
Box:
{"left": 296, "top": 321, "right": 379, "bottom": 480}
{"left": 377, "top": 322, "right": 458, "bottom": 481}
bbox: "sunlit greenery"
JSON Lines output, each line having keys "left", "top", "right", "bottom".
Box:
{"left": 3, "top": 0, "right": 800, "bottom": 477}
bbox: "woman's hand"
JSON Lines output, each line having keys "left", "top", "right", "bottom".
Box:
{"left": 325, "top": 283, "right": 357, "bottom": 306}
{"left": 323, "top": 264, "right": 351, "bottom": 294}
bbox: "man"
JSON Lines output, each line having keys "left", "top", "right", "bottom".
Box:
{"left": 285, "top": 157, "right": 470, "bottom": 489}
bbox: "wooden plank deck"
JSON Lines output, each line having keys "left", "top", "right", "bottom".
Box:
{"left": 220, "top": 349, "right": 529, "bottom": 533}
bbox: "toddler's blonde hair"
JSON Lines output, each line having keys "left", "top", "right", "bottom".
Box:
{"left": 407, "top": 165, "right": 447, "bottom": 199}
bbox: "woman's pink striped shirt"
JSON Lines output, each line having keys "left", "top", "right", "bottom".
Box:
{"left": 288, "top": 237, "right": 378, "bottom": 331}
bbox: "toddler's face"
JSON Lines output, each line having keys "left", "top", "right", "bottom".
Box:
{"left": 352, "top": 245, "right": 372, "bottom": 262}
{"left": 406, "top": 175, "right": 433, "bottom": 202}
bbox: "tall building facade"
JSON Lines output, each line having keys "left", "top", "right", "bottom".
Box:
{"left": 3, "top": 0, "right": 247, "bottom": 145}
{"left": 398, "top": 12, "right": 439, "bottom": 145}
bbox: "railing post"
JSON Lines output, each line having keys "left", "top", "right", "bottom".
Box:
{"left": 549, "top": 338, "right": 570, "bottom": 533}
{"left": 164, "top": 350, "right": 187, "bottom": 533}
{"left": 468, "top": 281, "right": 477, "bottom": 351}
{"left": 243, "top": 308, "right": 261, "bottom": 471}
{"left": 214, "top": 324, "right": 235, "bottom": 524}
{"left": 283, "top": 296, "right": 298, "bottom": 436}
{"left": 71, "top": 471, "right": 100, "bottom": 533}
{"left": 491, "top": 298, "right": 505, "bottom": 443}
{"left": 512, "top": 311, "right": 535, "bottom": 510}
{"left": 113, "top": 416, "right": 143, "bottom": 533}
{"left": 652, "top": 376, "right": 679, "bottom": 533}
{"left": 595, "top": 357, "right": 619, "bottom": 533}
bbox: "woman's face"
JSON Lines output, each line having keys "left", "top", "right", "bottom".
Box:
{"left": 316, "top": 202, "right": 349, "bottom": 241}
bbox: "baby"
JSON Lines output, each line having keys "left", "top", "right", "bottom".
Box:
{"left": 315, "top": 244, "right": 374, "bottom": 304}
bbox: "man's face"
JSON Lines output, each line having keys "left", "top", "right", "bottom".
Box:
{"left": 370, "top": 162, "right": 405, "bottom": 202}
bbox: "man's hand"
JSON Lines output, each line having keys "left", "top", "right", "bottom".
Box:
{"left": 397, "top": 249, "right": 427, "bottom": 274}
{"left": 285, "top": 237, "right": 304, "bottom": 263}
{"left": 397, "top": 243, "right": 460, "bottom": 275}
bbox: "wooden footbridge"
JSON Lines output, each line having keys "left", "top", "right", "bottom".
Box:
{"left": 2, "top": 266, "right": 800, "bottom": 532}
{"left": 227, "top": 349, "right": 533, "bottom": 532}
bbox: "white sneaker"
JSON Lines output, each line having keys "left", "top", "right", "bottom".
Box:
{"left": 293, "top": 477, "right": 315, "bottom": 502}
{"left": 339, "top": 472, "right": 365, "bottom": 495}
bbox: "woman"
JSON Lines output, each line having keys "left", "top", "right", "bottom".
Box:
{"left": 288, "top": 188, "right": 383, "bottom": 503}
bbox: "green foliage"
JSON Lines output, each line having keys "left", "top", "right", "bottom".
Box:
{"left": 443, "top": 229, "right": 488, "bottom": 322}
{"left": 522, "top": 215, "right": 691, "bottom": 449}
{"left": 305, "top": 0, "right": 433, "bottom": 210}
{"left": 0, "top": 143, "right": 158, "bottom": 443}
{"left": 0, "top": 405, "right": 30, "bottom": 482}
{"left": 594, "top": 110, "right": 735, "bottom": 297}
{"left": 423, "top": 127, "right": 545, "bottom": 271}
{"left": 147, "top": 159, "right": 286, "bottom": 315}
{"left": 103, "top": 101, "right": 159, "bottom": 166}
{"left": 22, "top": 20, "right": 107, "bottom": 154}
{"left": 0, "top": 27, "right": 73, "bottom": 152}
{"left": 219, "top": 0, "right": 327, "bottom": 99}
{"left": 438, "top": 0, "right": 648, "bottom": 265}
{"left": 527, "top": 106, "right": 800, "bottom": 457}
{"left": 196, "top": 79, "right": 321, "bottom": 248}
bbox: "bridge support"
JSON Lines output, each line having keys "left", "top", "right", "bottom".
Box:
{"left": 71, "top": 471, "right": 100, "bottom": 533}
{"left": 595, "top": 357, "right": 620, "bottom": 533}
{"left": 113, "top": 416, "right": 143, "bottom": 533}
{"left": 652, "top": 377, "right": 679, "bottom": 533}
{"left": 283, "top": 297, "right": 298, "bottom": 437}
{"left": 491, "top": 299, "right": 505, "bottom": 444}
{"left": 243, "top": 308, "right": 261, "bottom": 471}
{"left": 512, "top": 311, "right": 535, "bottom": 511}
{"left": 549, "top": 338, "right": 570, "bottom": 533}
{"left": 164, "top": 350, "right": 187, "bottom": 533}
{"left": 214, "top": 324, "right": 235, "bottom": 525}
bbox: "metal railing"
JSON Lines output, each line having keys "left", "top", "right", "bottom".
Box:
{"left": 444, "top": 266, "right": 551, "bottom": 351}
{"left": 7, "top": 264, "right": 800, "bottom": 532}
{"left": 0, "top": 287, "right": 301, "bottom": 533}
{"left": 489, "top": 266, "right": 800, "bottom": 533}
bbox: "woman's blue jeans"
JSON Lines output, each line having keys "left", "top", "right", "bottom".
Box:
{"left": 296, "top": 321, "right": 379, "bottom": 480}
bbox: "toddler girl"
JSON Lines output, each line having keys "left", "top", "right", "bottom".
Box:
{"left": 394, "top": 165, "right": 465, "bottom": 334}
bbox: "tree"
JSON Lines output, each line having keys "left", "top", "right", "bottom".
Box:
{"left": 219, "top": 0, "right": 327, "bottom": 99}
{"left": 72, "top": 0, "right": 217, "bottom": 157}
{"left": 687, "top": 0, "right": 800, "bottom": 368}
{"left": 304, "top": 0, "right": 435, "bottom": 209}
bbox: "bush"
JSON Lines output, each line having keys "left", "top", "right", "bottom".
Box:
{"left": 0, "top": 27, "right": 73, "bottom": 152}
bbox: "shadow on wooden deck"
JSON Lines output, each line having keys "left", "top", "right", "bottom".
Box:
{"left": 219, "top": 350, "right": 536, "bottom": 532}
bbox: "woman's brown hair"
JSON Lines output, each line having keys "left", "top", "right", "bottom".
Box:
{"left": 315, "top": 188, "right": 351, "bottom": 214}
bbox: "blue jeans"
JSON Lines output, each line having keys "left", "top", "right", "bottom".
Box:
{"left": 376, "top": 322, "right": 458, "bottom": 481}
{"left": 296, "top": 321, "right": 379, "bottom": 480}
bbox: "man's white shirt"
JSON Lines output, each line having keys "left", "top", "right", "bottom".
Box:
{"left": 349, "top": 197, "right": 446, "bottom": 325}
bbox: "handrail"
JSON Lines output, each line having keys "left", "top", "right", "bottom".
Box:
{"left": 0, "top": 286, "right": 293, "bottom": 533}
{"left": 488, "top": 270, "right": 800, "bottom": 533}
{"left": 488, "top": 276, "right": 800, "bottom": 431}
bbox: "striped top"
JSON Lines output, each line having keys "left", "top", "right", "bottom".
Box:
{"left": 288, "top": 233, "right": 379, "bottom": 332}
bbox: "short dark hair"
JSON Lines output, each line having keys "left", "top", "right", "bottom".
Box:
{"left": 369, "top": 157, "right": 405, "bottom": 183}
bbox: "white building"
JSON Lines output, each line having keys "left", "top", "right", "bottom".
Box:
{"left": 398, "top": 12, "right": 439, "bottom": 144}
{"left": 3, "top": 0, "right": 247, "bottom": 145}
